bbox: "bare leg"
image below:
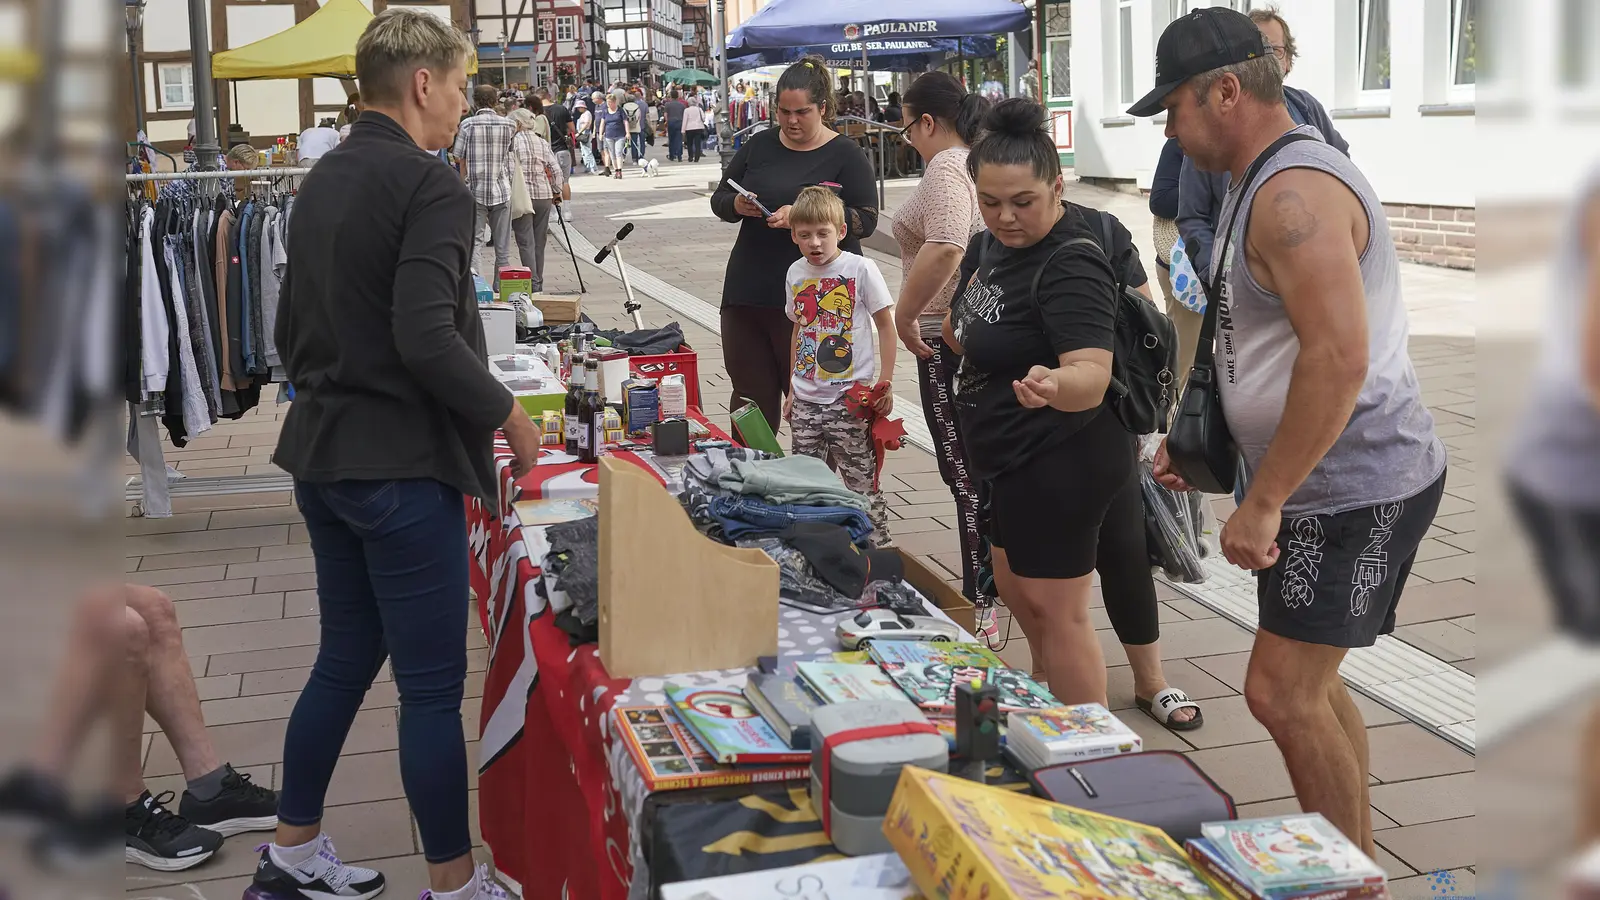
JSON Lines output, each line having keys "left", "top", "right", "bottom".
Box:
{"left": 1245, "top": 630, "right": 1366, "bottom": 851}
{"left": 1328, "top": 678, "right": 1374, "bottom": 851}
{"left": 127, "top": 586, "right": 221, "bottom": 781}
{"left": 1583, "top": 702, "right": 1600, "bottom": 845}
{"left": 116, "top": 607, "right": 152, "bottom": 804}
{"left": 994, "top": 547, "right": 1106, "bottom": 706}
{"left": 1124, "top": 642, "right": 1197, "bottom": 724}
{"left": 30, "top": 585, "right": 125, "bottom": 779}
{"left": 991, "top": 551, "right": 1047, "bottom": 681}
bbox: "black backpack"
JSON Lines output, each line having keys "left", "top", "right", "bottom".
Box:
{"left": 998, "top": 208, "right": 1178, "bottom": 434}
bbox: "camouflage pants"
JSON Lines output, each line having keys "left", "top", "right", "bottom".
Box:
{"left": 790, "top": 397, "right": 892, "bottom": 546}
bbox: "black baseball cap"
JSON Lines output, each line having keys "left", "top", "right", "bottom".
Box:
{"left": 1128, "top": 7, "right": 1270, "bottom": 118}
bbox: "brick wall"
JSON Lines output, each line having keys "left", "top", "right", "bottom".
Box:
{"left": 1385, "top": 204, "right": 1475, "bottom": 270}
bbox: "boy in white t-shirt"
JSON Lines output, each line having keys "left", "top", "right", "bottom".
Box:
{"left": 781, "top": 186, "right": 897, "bottom": 546}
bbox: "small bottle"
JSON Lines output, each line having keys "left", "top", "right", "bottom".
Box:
{"left": 565, "top": 351, "right": 586, "bottom": 455}
{"left": 579, "top": 358, "right": 602, "bottom": 464}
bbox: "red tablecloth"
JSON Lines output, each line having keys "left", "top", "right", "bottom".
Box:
{"left": 469, "top": 421, "right": 728, "bottom": 900}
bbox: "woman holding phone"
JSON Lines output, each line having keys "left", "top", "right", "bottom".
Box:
{"left": 710, "top": 57, "right": 879, "bottom": 433}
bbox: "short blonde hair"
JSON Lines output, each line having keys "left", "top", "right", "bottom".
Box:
{"left": 355, "top": 8, "right": 473, "bottom": 106}
{"left": 225, "top": 143, "right": 259, "bottom": 168}
{"left": 789, "top": 186, "right": 845, "bottom": 229}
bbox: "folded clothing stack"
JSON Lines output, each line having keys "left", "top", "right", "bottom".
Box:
{"left": 539, "top": 515, "right": 601, "bottom": 645}
{"left": 738, "top": 523, "right": 926, "bottom": 615}
{"left": 680, "top": 450, "right": 877, "bottom": 547}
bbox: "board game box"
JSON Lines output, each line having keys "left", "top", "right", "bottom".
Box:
{"left": 883, "top": 766, "right": 1231, "bottom": 900}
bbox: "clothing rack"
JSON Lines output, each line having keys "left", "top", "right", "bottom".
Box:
{"left": 123, "top": 167, "right": 305, "bottom": 517}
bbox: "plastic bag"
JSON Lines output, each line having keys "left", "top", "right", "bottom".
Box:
{"left": 1138, "top": 434, "right": 1207, "bottom": 583}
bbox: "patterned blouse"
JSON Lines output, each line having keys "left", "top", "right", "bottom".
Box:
{"left": 891, "top": 146, "right": 982, "bottom": 335}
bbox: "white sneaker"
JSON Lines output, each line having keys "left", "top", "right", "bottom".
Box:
{"left": 243, "top": 833, "right": 385, "bottom": 899}
{"left": 420, "top": 863, "right": 511, "bottom": 900}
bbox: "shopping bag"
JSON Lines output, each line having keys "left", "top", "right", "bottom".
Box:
{"left": 1168, "top": 236, "right": 1206, "bottom": 314}
{"left": 1139, "top": 435, "right": 1205, "bottom": 583}
{"left": 509, "top": 150, "right": 534, "bottom": 219}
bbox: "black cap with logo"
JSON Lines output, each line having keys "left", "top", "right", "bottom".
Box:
{"left": 1127, "top": 6, "right": 1269, "bottom": 118}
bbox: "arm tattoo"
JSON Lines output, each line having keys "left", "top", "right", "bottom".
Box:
{"left": 1270, "top": 190, "right": 1320, "bottom": 248}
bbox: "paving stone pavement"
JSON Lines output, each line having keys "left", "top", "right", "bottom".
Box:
{"left": 123, "top": 152, "right": 1482, "bottom": 897}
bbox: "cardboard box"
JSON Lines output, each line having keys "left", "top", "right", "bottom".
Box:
{"left": 498, "top": 267, "right": 532, "bottom": 305}
{"left": 479, "top": 303, "right": 517, "bottom": 357}
{"left": 531, "top": 292, "right": 582, "bottom": 325}
{"left": 882, "top": 767, "right": 1230, "bottom": 900}
{"left": 896, "top": 550, "right": 974, "bottom": 636}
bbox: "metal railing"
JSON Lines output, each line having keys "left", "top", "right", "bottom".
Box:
{"left": 832, "top": 115, "right": 902, "bottom": 209}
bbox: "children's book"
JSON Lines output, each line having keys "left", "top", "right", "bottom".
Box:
{"left": 795, "top": 662, "right": 912, "bottom": 705}
{"left": 613, "top": 705, "right": 809, "bottom": 792}
{"left": 1185, "top": 838, "right": 1391, "bottom": 900}
{"left": 1007, "top": 704, "right": 1142, "bottom": 769}
{"left": 512, "top": 497, "right": 599, "bottom": 527}
{"left": 866, "top": 639, "right": 1005, "bottom": 669}
{"left": 743, "top": 671, "right": 823, "bottom": 750}
{"left": 664, "top": 684, "right": 811, "bottom": 765}
{"left": 1199, "top": 815, "right": 1388, "bottom": 897}
{"left": 873, "top": 660, "right": 1058, "bottom": 714}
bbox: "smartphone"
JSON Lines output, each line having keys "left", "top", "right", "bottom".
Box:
{"left": 725, "top": 178, "right": 774, "bottom": 217}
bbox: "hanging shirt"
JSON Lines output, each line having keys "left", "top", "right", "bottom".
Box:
{"left": 138, "top": 207, "right": 169, "bottom": 398}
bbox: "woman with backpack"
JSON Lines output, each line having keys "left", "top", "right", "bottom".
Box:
{"left": 944, "top": 99, "right": 1203, "bottom": 731}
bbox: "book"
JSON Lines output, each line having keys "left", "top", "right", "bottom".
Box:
{"left": 1186, "top": 838, "right": 1391, "bottom": 900}
{"left": 1200, "top": 815, "right": 1388, "bottom": 897}
{"left": 613, "top": 705, "right": 809, "bottom": 792}
{"left": 1006, "top": 704, "right": 1142, "bottom": 770}
{"left": 512, "top": 497, "right": 599, "bottom": 527}
{"left": 795, "top": 662, "right": 914, "bottom": 705}
{"left": 866, "top": 639, "right": 1005, "bottom": 669}
{"left": 659, "top": 853, "right": 920, "bottom": 900}
{"left": 927, "top": 713, "right": 1007, "bottom": 753}
{"left": 664, "top": 684, "right": 811, "bottom": 765}
{"left": 873, "top": 660, "right": 1059, "bottom": 715}
{"left": 884, "top": 766, "right": 1231, "bottom": 900}
{"left": 743, "top": 671, "right": 823, "bottom": 750}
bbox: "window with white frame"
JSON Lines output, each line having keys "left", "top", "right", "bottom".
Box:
{"left": 1561, "top": 0, "right": 1599, "bottom": 91}
{"left": 682, "top": 21, "right": 694, "bottom": 44}
{"left": 1357, "top": 0, "right": 1390, "bottom": 93}
{"left": 157, "top": 63, "right": 193, "bottom": 110}
{"left": 1044, "top": 1, "right": 1071, "bottom": 99}
{"left": 1117, "top": 0, "right": 1135, "bottom": 105}
{"left": 1449, "top": 0, "right": 1475, "bottom": 93}
{"left": 535, "top": 62, "right": 552, "bottom": 86}
{"left": 557, "top": 16, "right": 575, "bottom": 41}
{"left": 538, "top": 17, "right": 553, "bottom": 42}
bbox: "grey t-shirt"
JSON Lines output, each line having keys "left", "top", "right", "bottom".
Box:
{"left": 1509, "top": 168, "right": 1600, "bottom": 508}
{"left": 664, "top": 99, "right": 687, "bottom": 126}
{"left": 1214, "top": 125, "right": 1447, "bottom": 516}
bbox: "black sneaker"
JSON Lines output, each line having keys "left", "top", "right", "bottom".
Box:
{"left": 32, "top": 795, "right": 122, "bottom": 874}
{"left": 0, "top": 769, "right": 68, "bottom": 834}
{"left": 179, "top": 764, "right": 278, "bottom": 837}
{"left": 124, "top": 790, "right": 222, "bottom": 871}
{"left": 242, "top": 834, "right": 385, "bottom": 900}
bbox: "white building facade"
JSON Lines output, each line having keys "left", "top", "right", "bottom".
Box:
{"left": 1059, "top": 0, "right": 1477, "bottom": 268}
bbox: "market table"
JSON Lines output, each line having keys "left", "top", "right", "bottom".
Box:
{"left": 467, "top": 416, "right": 976, "bottom": 900}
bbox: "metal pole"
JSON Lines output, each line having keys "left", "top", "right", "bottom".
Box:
{"left": 188, "top": 0, "right": 219, "bottom": 172}
{"left": 712, "top": 0, "right": 733, "bottom": 169}
{"left": 128, "top": 25, "right": 145, "bottom": 136}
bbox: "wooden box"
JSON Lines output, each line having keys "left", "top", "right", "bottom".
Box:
{"left": 896, "top": 550, "right": 974, "bottom": 636}
{"left": 531, "top": 292, "right": 582, "bottom": 326}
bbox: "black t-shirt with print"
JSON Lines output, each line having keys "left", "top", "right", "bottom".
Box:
{"left": 949, "top": 202, "right": 1124, "bottom": 481}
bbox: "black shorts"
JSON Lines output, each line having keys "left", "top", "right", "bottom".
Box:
{"left": 985, "top": 411, "right": 1134, "bottom": 580}
{"left": 1510, "top": 484, "right": 1600, "bottom": 642}
{"left": 1255, "top": 471, "right": 1446, "bottom": 648}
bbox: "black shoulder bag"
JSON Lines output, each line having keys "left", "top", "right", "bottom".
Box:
{"left": 1165, "top": 131, "right": 1318, "bottom": 494}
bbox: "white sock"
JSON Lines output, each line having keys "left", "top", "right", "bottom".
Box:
{"left": 430, "top": 870, "right": 481, "bottom": 900}
{"left": 269, "top": 836, "right": 319, "bottom": 869}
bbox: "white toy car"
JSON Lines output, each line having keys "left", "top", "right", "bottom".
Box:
{"left": 836, "top": 609, "right": 960, "bottom": 650}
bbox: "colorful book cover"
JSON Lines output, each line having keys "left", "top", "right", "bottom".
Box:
{"left": 1009, "top": 704, "right": 1142, "bottom": 764}
{"left": 866, "top": 639, "right": 1005, "bottom": 669}
{"left": 795, "top": 662, "right": 913, "bottom": 705}
{"left": 613, "top": 705, "right": 809, "bottom": 792}
{"left": 665, "top": 684, "right": 812, "bottom": 765}
{"left": 927, "top": 714, "right": 1008, "bottom": 753}
{"left": 743, "top": 671, "right": 823, "bottom": 750}
{"left": 512, "top": 497, "right": 599, "bottom": 527}
{"left": 1200, "top": 815, "right": 1387, "bottom": 895}
{"left": 884, "top": 766, "right": 1231, "bottom": 900}
{"left": 874, "top": 662, "right": 1059, "bottom": 714}
{"left": 1185, "top": 839, "right": 1391, "bottom": 900}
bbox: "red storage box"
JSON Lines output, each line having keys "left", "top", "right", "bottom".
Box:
{"left": 629, "top": 346, "right": 701, "bottom": 410}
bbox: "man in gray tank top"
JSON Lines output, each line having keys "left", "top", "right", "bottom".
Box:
{"left": 1130, "top": 7, "right": 1447, "bottom": 857}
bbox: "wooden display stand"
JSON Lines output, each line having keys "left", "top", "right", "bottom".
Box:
{"left": 597, "top": 457, "right": 779, "bottom": 678}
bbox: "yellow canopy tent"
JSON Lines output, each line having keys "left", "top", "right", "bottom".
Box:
{"left": 211, "top": 0, "right": 476, "bottom": 80}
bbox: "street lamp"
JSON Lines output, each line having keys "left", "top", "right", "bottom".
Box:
{"left": 125, "top": 0, "right": 147, "bottom": 136}
{"left": 500, "top": 32, "right": 509, "bottom": 87}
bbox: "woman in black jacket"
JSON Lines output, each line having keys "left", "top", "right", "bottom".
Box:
{"left": 710, "top": 57, "right": 878, "bottom": 432}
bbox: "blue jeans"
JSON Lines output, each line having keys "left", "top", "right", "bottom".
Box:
{"left": 707, "top": 495, "right": 874, "bottom": 544}
{"left": 667, "top": 123, "right": 683, "bottom": 160}
{"left": 278, "top": 478, "right": 471, "bottom": 864}
{"left": 631, "top": 132, "right": 645, "bottom": 160}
